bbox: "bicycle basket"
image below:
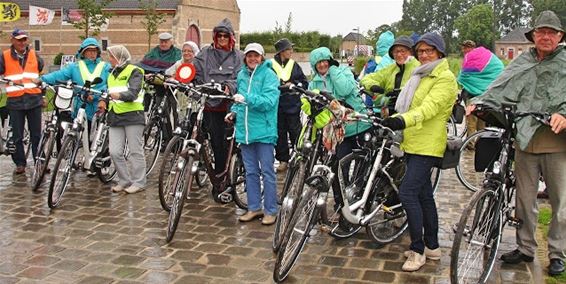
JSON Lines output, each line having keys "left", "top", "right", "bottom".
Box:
{"left": 54, "top": 86, "right": 73, "bottom": 110}
{"left": 474, "top": 131, "right": 502, "bottom": 172}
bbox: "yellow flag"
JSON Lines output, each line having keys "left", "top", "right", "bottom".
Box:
{"left": 0, "top": 2, "right": 20, "bottom": 22}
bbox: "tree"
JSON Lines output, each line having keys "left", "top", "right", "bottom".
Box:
{"left": 73, "top": 0, "right": 114, "bottom": 40}
{"left": 366, "top": 24, "right": 392, "bottom": 45}
{"left": 455, "top": 4, "right": 496, "bottom": 50}
{"left": 140, "top": 0, "right": 166, "bottom": 51}
{"left": 531, "top": 0, "right": 566, "bottom": 27}
{"left": 284, "top": 12, "right": 293, "bottom": 34}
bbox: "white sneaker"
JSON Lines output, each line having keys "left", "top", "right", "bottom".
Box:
{"left": 112, "top": 184, "right": 126, "bottom": 193}
{"left": 402, "top": 250, "right": 426, "bottom": 272}
{"left": 124, "top": 185, "right": 144, "bottom": 194}
{"left": 404, "top": 247, "right": 441, "bottom": 260}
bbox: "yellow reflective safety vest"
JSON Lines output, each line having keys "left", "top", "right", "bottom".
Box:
{"left": 271, "top": 58, "right": 295, "bottom": 82}
{"left": 78, "top": 60, "right": 105, "bottom": 83}
{"left": 108, "top": 64, "right": 144, "bottom": 114}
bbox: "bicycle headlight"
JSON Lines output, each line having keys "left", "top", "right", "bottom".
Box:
{"left": 304, "top": 140, "right": 313, "bottom": 150}
{"left": 363, "top": 132, "right": 372, "bottom": 142}
{"left": 174, "top": 127, "right": 182, "bottom": 135}
{"left": 493, "top": 161, "right": 501, "bottom": 175}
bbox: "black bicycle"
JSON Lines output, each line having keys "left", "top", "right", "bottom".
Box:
{"left": 450, "top": 103, "right": 551, "bottom": 283}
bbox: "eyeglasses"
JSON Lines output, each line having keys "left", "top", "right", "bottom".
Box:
{"left": 392, "top": 48, "right": 410, "bottom": 55}
{"left": 416, "top": 48, "right": 436, "bottom": 56}
{"left": 534, "top": 28, "right": 562, "bottom": 37}
{"left": 182, "top": 49, "right": 194, "bottom": 53}
{"left": 217, "top": 33, "right": 230, "bottom": 39}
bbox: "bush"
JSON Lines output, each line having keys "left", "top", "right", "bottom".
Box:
{"left": 354, "top": 56, "right": 369, "bottom": 76}
{"left": 53, "top": 52, "right": 64, "bottom": 65}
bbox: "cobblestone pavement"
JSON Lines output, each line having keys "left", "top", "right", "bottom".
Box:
{"left": 0, "top": 155, "right": 546, "bottom": 284}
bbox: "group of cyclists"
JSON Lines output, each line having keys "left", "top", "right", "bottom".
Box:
{"left": 1, "top": 9, "right": 565, "bottom": 280}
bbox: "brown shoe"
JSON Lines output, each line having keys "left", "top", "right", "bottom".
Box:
{"left": 14, "top": 166, "right": 25, "bottom": 175}
{"left": 238, "top": 210, "right": 263, "bottom": 222}
{"left": 262, "top": 214, "right": 276, "bottom": 225}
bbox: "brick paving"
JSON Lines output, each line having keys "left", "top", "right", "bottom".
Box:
{"left": 0, "top": 155, "right": 545, "bottom": 283}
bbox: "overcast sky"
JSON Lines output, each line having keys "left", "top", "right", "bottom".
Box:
{"left": 238, "top": 0, "right": 403, "bottom": 36}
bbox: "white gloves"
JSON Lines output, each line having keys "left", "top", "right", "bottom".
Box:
{"left": 233, "top": 94, "right": 245, "bottom": 103}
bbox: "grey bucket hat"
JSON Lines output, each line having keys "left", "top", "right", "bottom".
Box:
{"left": 525, "top": 10, "right": 565, "bottom": 42}
{"left": 388, "top": 36, "right": 414, "bottom": 58}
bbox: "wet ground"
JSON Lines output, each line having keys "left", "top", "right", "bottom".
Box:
{"left": 0, "top": 154, "right": 546, "bottom": 283}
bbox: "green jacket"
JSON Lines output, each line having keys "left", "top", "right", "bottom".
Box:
{"left": 360, "top": 57, "right": 421, "bottom": 107}
{"left": 397, "top": 59, "right": 458, "bottom": 157}
{"left": 309, "top": 47, "right": 370, "bottom": 137}
{"left": 472, "top": 46, "right": 566, "bottom": 151}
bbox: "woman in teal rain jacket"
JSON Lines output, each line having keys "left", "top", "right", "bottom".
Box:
{"left": 227, "top": 43, "right": 280, "bottom": 225}
{"left": 309, "top": 46, "right": 371, "bottom": 214}
{"left": 39, "top": 38, "right": 110, "bottom": 122}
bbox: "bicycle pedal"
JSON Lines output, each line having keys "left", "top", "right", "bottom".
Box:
{"left": 508, "top": 217, "right": 523, "bottom": 229}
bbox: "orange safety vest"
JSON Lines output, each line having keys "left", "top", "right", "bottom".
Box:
{"left": 2, "top": 49, "right": 42, "bottom": 98}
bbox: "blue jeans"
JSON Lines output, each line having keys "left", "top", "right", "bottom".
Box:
{"left": 399, "top": 153, "right": 440, "bottom": 254}
{"left": 240, "top": 143, "right": 278, "bottom": 215}
{"left": 9, "top": 106, "right": 42, "bottom": 167}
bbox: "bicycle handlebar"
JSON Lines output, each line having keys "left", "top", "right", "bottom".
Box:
{"left": 345, "top": 112, "right": 397, "bottom": 136}
{"left": 51, "top": 80, "right": 108, "bottom": 99}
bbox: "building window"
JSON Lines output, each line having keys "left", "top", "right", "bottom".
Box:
{"left": 33, "top": 39, "right": 41, "bottom": 52}
{"left": 518, "top": 48, "right": 523, "bottom": 55}
{"left": 101, "top": 39, "right": 109, "bottom": 51}
{"left": 500, "top": 48, "right": 504, "bottom": 56}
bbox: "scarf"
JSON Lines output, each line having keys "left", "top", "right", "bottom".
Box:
{"left": 395, "top": 59, "right": 442, "bottom": 113}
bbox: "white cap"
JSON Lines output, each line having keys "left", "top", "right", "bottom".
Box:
{"left": 244, "top": 43, "right": 264, "bottom": 56}
{"left": 158, "top": 32, "right": 173, "bottom": 40}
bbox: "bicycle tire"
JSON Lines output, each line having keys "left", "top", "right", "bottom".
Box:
{"left": 195, "top": 159, "right": 209, "bottom": 187}
{"left": 143, "top": 120, "right": 163, "bottom": 175}
{"left": 158, "top": 136, "right": 183, "bottom": 212}
{"left": 48, "top": 135, "right": 78, "bottom": 209}
{"left": 31, "top": 130, "right": 55, "bottom": 191}
{"left": 273, "top": 183, "right": 320, "bottom": 283}
{"left": 447, "top": 116, "right": 458, "bottom": 137}
{"left": 95, "top": 136, "right": 117, "bottom": 184}
{"left": 365, "top": 177, "right": 408, "bottom": 244}
{"left": 431, "top": 166, "right": 442, "bottom": 194}
{"left": 165, "top": 155, "right": 194, "bottom": 243}
{"left": 450, "top": 187, "right": 501, "bottom": 283}
{"left": 272, "top": 158, "right": 306, "bottom": 253}
{"left": 230, "top": 152, "right": 247, "bottom": 209}
{"left": 455, "top": 129, "right": 498, "bottom": 192}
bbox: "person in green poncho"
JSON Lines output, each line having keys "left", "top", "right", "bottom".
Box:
{"left": 467, "top": 10, "right": 566, "bottom": 276}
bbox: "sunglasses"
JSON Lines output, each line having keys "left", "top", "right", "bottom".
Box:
{"left": 217, "top": 33, "right": 230, "bottom": 39}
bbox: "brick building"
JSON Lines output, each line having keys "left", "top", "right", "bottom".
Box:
{"left": 0, "top": 0, "right": 240, "bottom": 66}
{"left": 494, "top": 27, "right": 534, "bottom": 60}
{"left": 341, "top": 32, "right": 366, "bottom": 57}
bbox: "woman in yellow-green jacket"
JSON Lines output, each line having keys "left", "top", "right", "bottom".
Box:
{"left": 380, "top": 32, "right": 457, "bottom": 272}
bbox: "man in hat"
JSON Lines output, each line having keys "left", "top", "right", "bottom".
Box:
{"left": 0, "top": 28, "right": 44, "bottom": 174}
{"left": 468, "top": 10, "right": 566, "bottom": 276}
{"left": 272, "top": 38, "right": 308, "bottom": 172}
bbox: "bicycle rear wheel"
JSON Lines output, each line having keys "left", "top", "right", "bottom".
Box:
{"left": 48, "top": 135, "right": 78, "bottom": 208}
{"left": 273, "top": 158, "right": 306, "bottom": 252}
{"left": 456, "top": 129, "right": 499, "bottom": 192}
{"left": 273, "top": 182, "right": 320, "bottom": 283}
{"left": 31, "top": 130, "right": 55, "bottom": 191}
{"left": 143, "top": 120, "right": 163, "bottom": 175}
{"left": 165, "top": 155, "right": 194, "bottom": 243}
{"left": 450, "top": 187, "right": 501, "bottom": 283}
{"left": 158, "top": 136, "right": 183, "bottom": 212}
{"left": 95, "top": 137, "right": 117, "bottom": 184}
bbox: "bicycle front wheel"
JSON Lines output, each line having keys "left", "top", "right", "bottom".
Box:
{"left": 229, "top": 152, "right": 247, "bottom": 209}
{"left": 273, "top": 182, "right": 320, "bottom": 283}
{"left": 273, "top": 158, "right": 306, "bottom": 252}
{"left": 143, "top": 120, "right": 163, "bottom": 175}
{"left": 450, "top": 187, "right": 501, "bottom": 283}
{"left": 165, "top": 155, "right": 194, "bottom": 243}
{"left": 31, "top": 130, "right": 55, "bottom": 191}
{"left": 95, "top": 136, "right": 117, "bottom": 184}
{"left": 158, "top": 136, "right": 183, "bottom": 211}
{"left": 48, "top": 135, "right": 78, "bottom": 208}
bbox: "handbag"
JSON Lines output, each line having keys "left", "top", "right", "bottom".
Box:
{"left": 438, "top": 135, "right": 463, "bottom": 169}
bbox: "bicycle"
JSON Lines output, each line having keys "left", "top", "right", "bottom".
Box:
{"left": 450, "top": 103, "right": 551, "bottom": 283}
{"left": 47, "top": 78, "right": 110, "bottom": 208}
{"left": 0, "top": 79, "right": 31, "bottom": 160}
{"left": 272, "top": 84, "right": 336, "bottom": 253}
{"left": 142, "top": 72, "right": 178, "bottom": 175}
{"left": 162, "top": 81, "right": 245, "bottom": 242}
